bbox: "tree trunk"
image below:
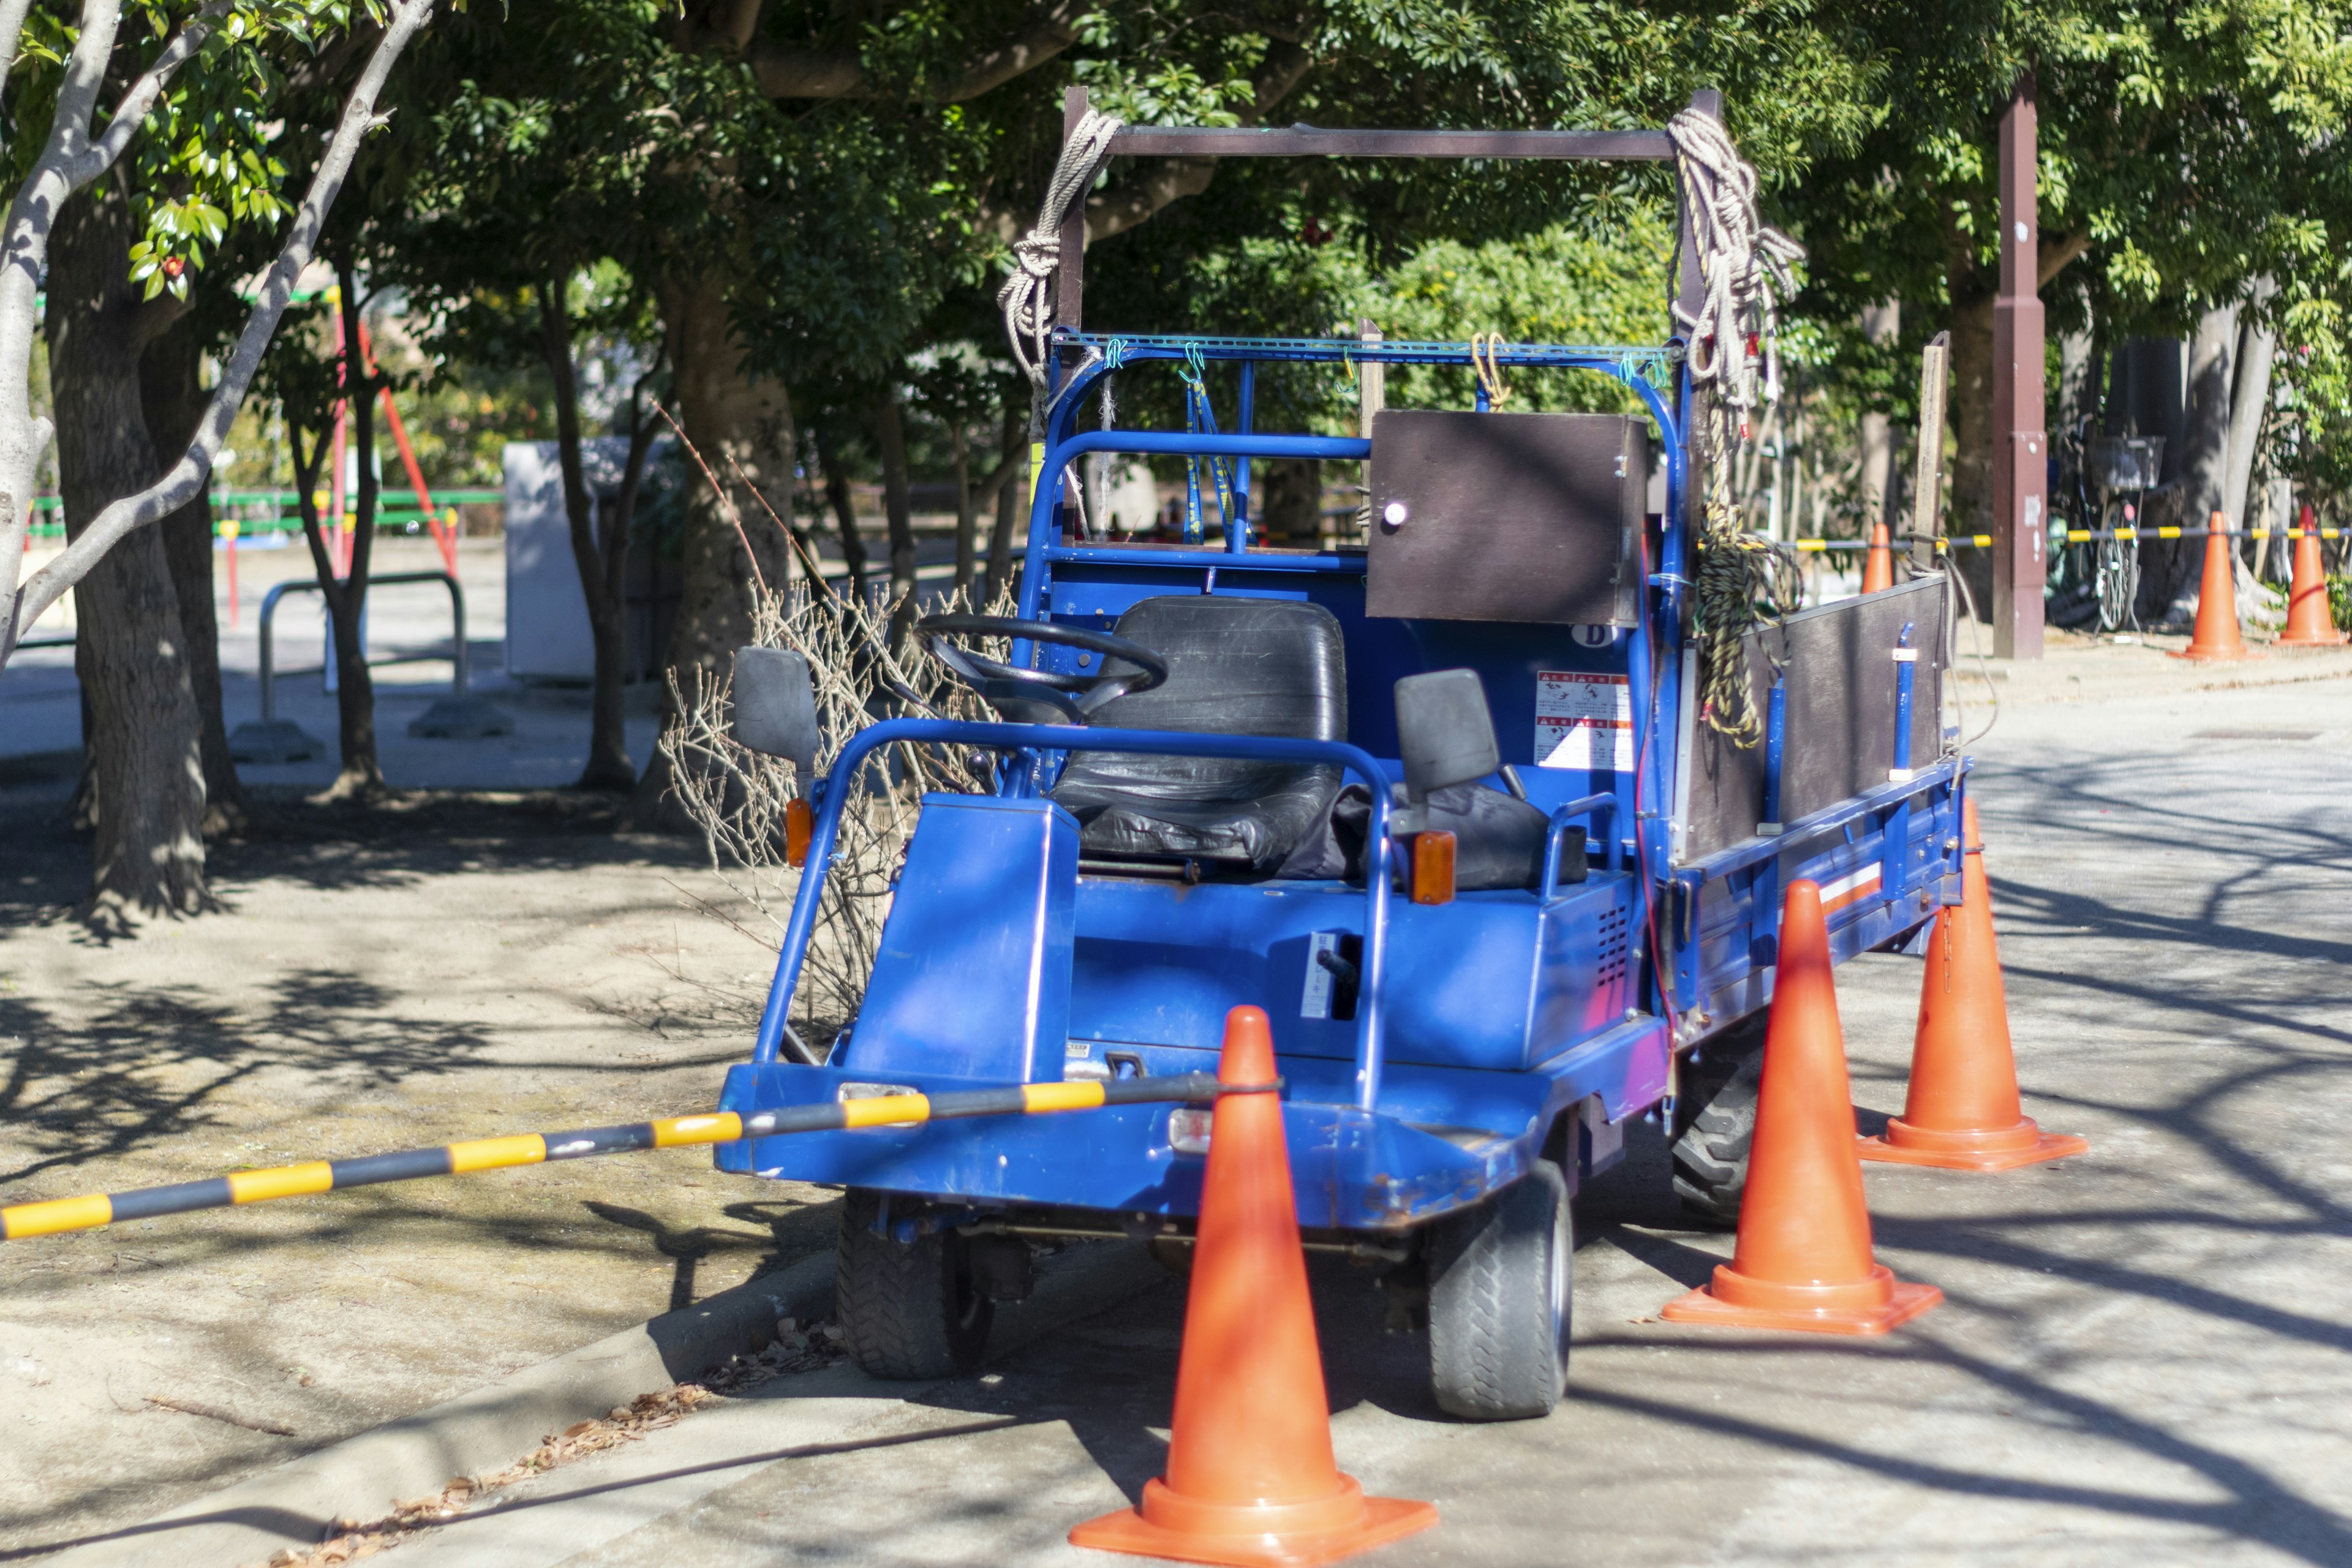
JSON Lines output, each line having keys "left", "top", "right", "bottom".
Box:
{"left": 634, "top": 273, "right": 794, "bottom": 827}
{"left": 139, "top": 311, "right": 247, "bottom": 832}
{"left": 814, "top": 422, "right": 868, "bottom": 601}
{"left": 48, "top": 177, "right": 210, "bottom": 921}
{"left": 1945, "top": 287, "right": 1996, "bottom": 613}
{"left": 951, "top": 421, "right": 976, "bottom": 597}
{"left": 540, "top": 274, "right": 638, "bottom": 792}
{"left": 2054, "top": 325, "right": 2098, "bottom": 439}
{"left": 1261, "top": 458, "right": 1321, "bottom": 546}
{"left": 1857, "top": 303, "right": 1899, "bottom": 552}
{"left": 320, "top": 267, "right": 382, "bottom": 797}
{"left": 984, "top": 416, "right": 1024, "bottom": 606}
{"left": 2220, "top": 288, "right": 2275, "bottom": 534}
{"left": 2144, "top": 303, "right": 2239, "bottom": 625}
{"left": 872, "top": 385, "right": 916, "bottom": 644}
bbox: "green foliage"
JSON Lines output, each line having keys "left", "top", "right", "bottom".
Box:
{"left": 5, "top": 0, "right": 375, "bottom": 300}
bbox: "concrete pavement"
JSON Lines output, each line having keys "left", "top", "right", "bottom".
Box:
{"left": 282, "top": 669, "right": 2352, "bottom": 1566}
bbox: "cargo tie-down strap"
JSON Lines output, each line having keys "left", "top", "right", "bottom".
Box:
{"left": 1, "top": 1073, "right": 1270, "bottom": 1242}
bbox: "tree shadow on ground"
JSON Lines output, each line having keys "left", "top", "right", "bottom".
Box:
{"left": 0, "top": 968, "right": 496, "bottom": 1187}
{"left": 0, "top": 788, "right": 709, "bottom": 941}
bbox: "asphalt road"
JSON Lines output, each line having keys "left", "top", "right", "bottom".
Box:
{"left": 337, "top": 669, "right": 2352, "bottom": 1566}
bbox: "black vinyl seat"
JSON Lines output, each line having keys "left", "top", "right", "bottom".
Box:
{"left": 1051, "top": 596, "right": 1346, "bottom": 872}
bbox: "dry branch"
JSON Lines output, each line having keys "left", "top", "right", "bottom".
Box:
{"left": 662, "top": 577, "right": 1011, "bottom": 1044}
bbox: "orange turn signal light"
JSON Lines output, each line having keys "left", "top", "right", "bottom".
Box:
{"left": 1409, "top": 829, "right": 1456, "bottom": 905}
{"left": 785, "top": 798, "right": 814, "bottom": 867}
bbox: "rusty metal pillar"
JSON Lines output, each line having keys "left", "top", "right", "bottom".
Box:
{"left": 1991, "top": 75, "right": 2046, "bottom": 659}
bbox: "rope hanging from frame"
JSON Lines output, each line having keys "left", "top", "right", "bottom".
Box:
{"left": 1668, "top": 108, "right": 1806, "bottom": 746}
{"left": 998, "top": 108, "right": 1125, "bottom": 438}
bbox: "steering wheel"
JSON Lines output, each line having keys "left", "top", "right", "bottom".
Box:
{"left": 915, "top": 614, "right": 1169, "bottom": 725}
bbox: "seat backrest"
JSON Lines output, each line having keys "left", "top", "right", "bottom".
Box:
{"left": 1087, "top": 595, "right": 1347, "bottom": 740}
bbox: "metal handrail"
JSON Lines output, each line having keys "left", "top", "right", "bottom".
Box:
{"left": 1542, "top": 794, "right": 1621, "bottom": 895}
{"left": 256, "top": 570, "right": 470, "bottom": 722}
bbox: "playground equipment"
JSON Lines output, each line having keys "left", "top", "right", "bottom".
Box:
{"left": 226, "top": 569, "right": 510, "bottom": 763}
{"left": 712, "top": 90, "right": 1970, "bottom": 1419}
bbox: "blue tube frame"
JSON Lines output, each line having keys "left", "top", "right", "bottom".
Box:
{"left": 1017, "top": 334, "right": 1691, "bottom": 1019}
{"left": 753, "top": 717, "right": 1400, "bottom": 1110}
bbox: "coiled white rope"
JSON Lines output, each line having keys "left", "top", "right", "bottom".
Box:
{"left": 1667, "top": 108, "right": 1807, "bottom": 746}
{"left": 1667, "top": 108, "right": 1803, "bottom": 421}
{"left": 998, "top": 108, "right": 1125, "bottom": 432}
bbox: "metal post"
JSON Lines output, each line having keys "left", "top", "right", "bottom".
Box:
{"left": 1911, "top": 332, "right": 1951, "bottom": 574}
{"left": 231, "top": 571, "right": 508, "bottom": 761}
{"left": 1883, "top": 623, "right": 1918, "bottom": 899}
{"left": 1228, "top": 360, "right": 1254, "bottom": 552}
{"left": 1991, "top": 76, "right": 2046, "bottom": 659}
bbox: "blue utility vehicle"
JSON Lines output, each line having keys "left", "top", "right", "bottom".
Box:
{"left": 718, "top": 99, "right": 1965, "bottom": 1419}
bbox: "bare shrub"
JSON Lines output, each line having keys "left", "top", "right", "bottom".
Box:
{"left": 662, "top": 581, "right": 1011, "bottom": 1048}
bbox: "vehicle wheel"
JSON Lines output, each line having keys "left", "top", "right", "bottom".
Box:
{"left": 1672, "top": 1023, "right": 1767, "bottom": 1227}
{"left": 835, "top": 1189, "right": 993, "bottom": 1379}
{"left": 1426, "top": 1160, "right": 1572, "bottom": 1421}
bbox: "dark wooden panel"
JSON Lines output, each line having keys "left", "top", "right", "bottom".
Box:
{"left": 1366, "top": 411, "right": 1643, "bottom": 627}
{"left": 1108, "top": 127, "right": 1673, "bottom": 161}
{"left": 1680, "top": 576, "right": 1948, "bottom": 861}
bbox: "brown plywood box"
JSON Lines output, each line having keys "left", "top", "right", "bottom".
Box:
{"left": 1366, "top": 410, "right": 1645, "bottom": 626}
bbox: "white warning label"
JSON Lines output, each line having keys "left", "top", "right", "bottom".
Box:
{"left": 1534, "top": 670, "right": 1633, "bottom": 772}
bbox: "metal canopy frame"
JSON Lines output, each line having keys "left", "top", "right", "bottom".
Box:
{"left": 1106, "top": 126, "right": 1674, "bottom": 160}
{"left": 1018, "top": 90, "right": 1728, "bottom": 1035}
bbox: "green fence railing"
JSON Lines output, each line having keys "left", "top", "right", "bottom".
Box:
{"left": 23, "top": 489, "right": 505, "bottom": 540}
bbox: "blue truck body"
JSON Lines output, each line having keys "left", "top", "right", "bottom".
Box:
{"left": 714, "top": 328, "right": 1967, "bottom": 1235}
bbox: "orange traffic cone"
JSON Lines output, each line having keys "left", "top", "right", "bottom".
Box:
{"left": 1860, "top": 800, "right": 2087, "bottom": 1171}
{"left": 1071, "top": 1006, "right": 1437, "bottom": 1567}
{"left": 1659, "top": 881, "right": 1942, "bottom": 1335}
{"left": 2171, "top": 512, "right": 2258, "bottom": 661}
{"left": 1861, "top": 519, "right": 1894, "bottom": 594}
{"left": 2276, "top": 503, "right": 2346, "bottom": 647}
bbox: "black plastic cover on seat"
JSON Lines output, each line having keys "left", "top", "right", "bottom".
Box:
{"left": 1051, "top": 596, "right": 1346, "bottom": 871}
{"left": 1295, "top": 782, "right": 1574, "bottom": 891}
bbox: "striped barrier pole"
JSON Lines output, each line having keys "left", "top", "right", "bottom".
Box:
{"left": 1785, "top": 526, "right": 2342, "bottom": 553}
{"left": 1, "top": 1074, "right": 1254, "bottom": 1242}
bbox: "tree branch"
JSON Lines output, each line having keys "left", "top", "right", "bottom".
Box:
{"left": 73, "top": 0, "right": 230, "bottom": 186}
{"left": 6, "top": 0, "right": 438, "bottom": 663}
{"left": 0, "top": 0, "right": 40, "bottom": 116}
{"left": 1082, "top": 39, "right": 1315, "bottom": 243}
{"left": 2037, "top": 230, "right": 2090, "bottom": 289}
{"left": 749, "top": 0, "right": 1080, "bottom": 102}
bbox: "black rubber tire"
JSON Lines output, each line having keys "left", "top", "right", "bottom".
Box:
{"left": 835, "top": 1190, "right": 993, "bottom": 1379}
{"left": 1672, "top": 1025, "right": 1768, "bottom": 1227}
{"left": 1426, "top": 1160, "right": 1572, "bottom": 1421}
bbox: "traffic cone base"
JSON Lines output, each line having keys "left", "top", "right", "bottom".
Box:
{"left": 2277, "top": 505, "right": 2346, "bottom": 646}
{"left": 1859, "top": 1115, "right": 2089, "bottom": 1171}
{"left": 1070, "top": 1005, "right": 1437, "bottom": 1567}
{"left": 1071, "top": 1479, "right": 1438, "bottom": 1568}
{"left": 2170, "top": 518, "right": 2260, "bottom": 661}
{"left": 1661, "top": 1264, "right": 1942, "bottom": 1336}
{"left": 1656, "top": 878, "right": 1940, "bottom": 1338}
{"left": 1869, "top": 799, "right": 2089, "bottom": 1172}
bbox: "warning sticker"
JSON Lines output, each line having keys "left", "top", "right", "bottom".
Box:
{"left": 1534, "top": 670, "right": 1632, "bottom": 772}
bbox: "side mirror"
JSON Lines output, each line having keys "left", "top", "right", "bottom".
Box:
{"left": 733, "top": 646, "right": 818, "bottom": 773}
{"left": 1395, "top": 668, "right": 1501, "bottom": 801}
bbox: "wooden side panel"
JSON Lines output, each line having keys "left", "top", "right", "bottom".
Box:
{"left": 1366, "top": 410, "right": 1643, "bottom": 626}
{"left": 1679, "top": 576, "right": 1948, "bottom": 861}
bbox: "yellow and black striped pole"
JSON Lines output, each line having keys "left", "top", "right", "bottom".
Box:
{"left": 1, "top": 1073, "right": 1254, "bottom": 1242}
